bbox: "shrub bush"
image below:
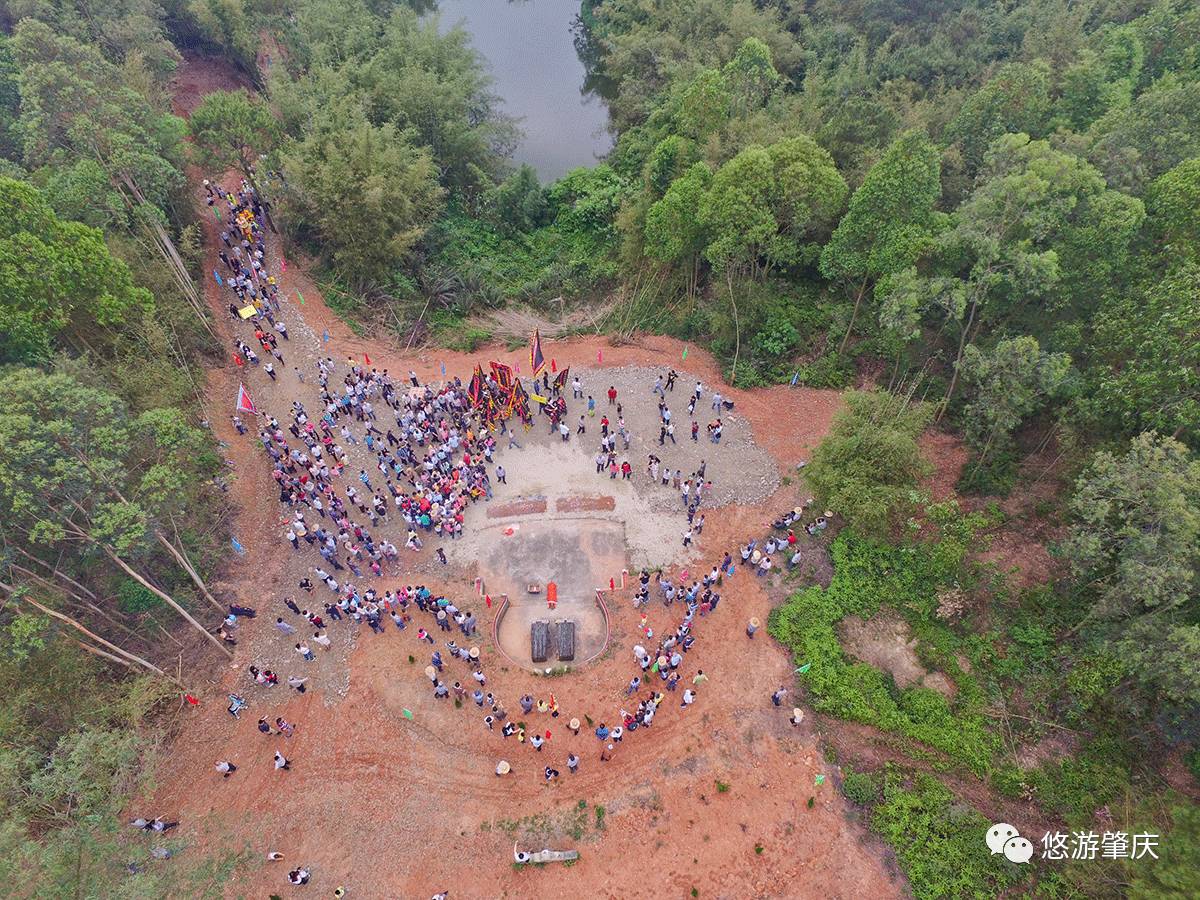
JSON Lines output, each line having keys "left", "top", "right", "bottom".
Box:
{"left": 841, "top": 771, "right": 881, "bottom": 805}
{"left": 872, "top": 771, "right": 1025, "bottom": 900}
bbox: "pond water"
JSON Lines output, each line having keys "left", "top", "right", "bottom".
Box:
{"left": 433, "top": 0, "right": 613, "bottom": 183}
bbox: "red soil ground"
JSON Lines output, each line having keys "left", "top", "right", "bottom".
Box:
{"left": 150, "top": 54, "right": 913, "bottom": 900}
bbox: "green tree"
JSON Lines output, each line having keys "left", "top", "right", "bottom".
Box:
{"left": 279, "top": 112, "right": 444, "bottom": 286}
{"left": 1089, "top": 75, "right": 1200, "bottom": 194}
{"left": 702, "top": 136, "right": 846, "bottom": 274}
{"left": 484, "top": 164, "right": 547, "bottom": 234}
{"left": 1082, "top": 264, "right": 1200, "bottom": 447}
{"left": 805, "top": 389, "right": 933, "bottom": 540}
{"left": 820, "top": 130, "right": 942, "bottom": 353}
{"left": 643, "top": 161, "right": 711, "bottom": 294}
{"left": 185, "top": 0, "right": 260, "bottom": 72}
{"left": 0, "top": 176, "right": 153, "bottom": 362}
{"left": 643, "top": 134, "right": 698, "bottom": 197}
{"left": 1129, "top": 803, "right": 1200, "bottom": 898}
{"left": 1055, "top": 49, "right": 1133, "bottom": 132}
{"left": 0, "top": 368, "right": 230, "bottom": 655}
{"left": 11, "top": 19, "right": 186, "bottom": 202}
{"left": 722, "top": 37, "right": 781, "bottom": 116}
{"left": 187, "top": 89, "right": 280, "bottom": 187}
{"left": 958, "top": 335, "right": 1071, "bottom": 466}
{"left": 0, "top": 36, "right": 21, "bottom": 163}
{"left": 347, "top": 6, "right": 515, "bottom": 189}
{"left": 1150, "top": 157, "right": 1200, "bottom": 259}
{"left": 1063, "top": 432, "right": 1199, "bottom": 623}
{"left": 674, "top": 68, "right": 731, "bottom": 142}
{"left": 3, "top": 0, "right": 182, "bottom": 82}
{"left": 947, "top": 62, "right": 1052, "bottom": 172}
{"left": 898, "top": 134, "right": 1140, "bottom": 412}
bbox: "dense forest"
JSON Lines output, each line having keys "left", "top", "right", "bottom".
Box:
{"left": 0, "top": 0, "right": 1197, "bottom": 896}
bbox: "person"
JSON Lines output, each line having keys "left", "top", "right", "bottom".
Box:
{"left": 296, "top": 642, "right": 315, "bottom": 661}
{"left": 607, "top": 385, "right": 617, "bottom": 405}
{"left": 790, "top": 707, "right": 805, "bottom": 727}
{"left": 692, "top": 669, "right": 708, "bottom": 686}
{"left": 495, "top": 760, "right": 511, "bottom": 776}
{"left": 595, "top": 722, "right": 610, "bottom": 741}
{"left": 274, "top": 750, "right": 291, "bottom": 771}
{"left": 681, "top": 688, "right": 695, "bottom": 708}
{"left": 771, "top": 686, "right": 788, "bottom": 707}
{"left": 496, "top": 464, "right": 506, "bottom": 484}
{"left": 600, "top": 743, "right": 614, "bottom": 762}
{"left": 567, "top": 753, "right": 579, "bottom": 774}
{"left": 746, "top": 617, "right": 760, "bottom": 639}
{"left": 545, "top": 766, "right": 560, "bottom": 782}
{"left": 131, "top": 816, "right": 178, "bottom": 832}
{"left": 215, "top": 760, "right": 237, "bottom": 778}
{"left": 287, "top": 868, "right": 310, "bottom": 885}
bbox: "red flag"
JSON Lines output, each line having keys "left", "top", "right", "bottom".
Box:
{"left": 550, "top": 358, "right": 557, "bottom": 373}
{"left": 280, "top": 256, "right": 287, "bottom": 273}
{"left": 364, "top": 353, "right": 371, "bottom": 366}
{"left": 233, "top": 353, "right": 244, "bottom": 367}
{"left": 598, "top": 349, "right": 603, "bottom": 364}
{"left": 236, "top": 383, "right": 258, "bottom": 414}
{"left": 185, "top": 694, "right": 199, "bottom": 706}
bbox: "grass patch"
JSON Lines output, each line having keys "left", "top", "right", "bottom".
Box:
{"left": 872, "top": 770, "right": 1026, "bottom": 900}
{"left": 768, "top": 531, "right": 999, "bottom": 774}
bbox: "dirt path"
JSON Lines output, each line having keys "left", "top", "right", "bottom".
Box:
{"left": 152, "top": 53, "right": 904, "bottom": 900}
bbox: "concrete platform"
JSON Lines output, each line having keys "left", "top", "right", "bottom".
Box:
{"left": 482, "top": 518, "right": 623, "bottom": 670}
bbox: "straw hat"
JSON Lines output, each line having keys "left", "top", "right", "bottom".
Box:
{"left": 469, "top": 647, "right": 480, "bottom": 659}
{"left": 792, "top": 708, "right": 804, "bottom": 721}
{"left": 749, "top": 617, "right": 761, "bottom": 628}
{"left": 823, "top": 510, "right": 834, "bottom": 519}
{"left": 657, "top": 656, "right": 668, "bottom": 668}
{"left": 496, "top": 760, "right": 511, "bottom": 775}
{"left": 424, "top": 665, "right": 436, "bottom": 680}
{"left": 569, "top": 717, "right": 580, "bottom": 730}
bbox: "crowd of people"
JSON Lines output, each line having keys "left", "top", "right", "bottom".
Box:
{"left": 180, "top": 174, "right": 806, "bottom": 894}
